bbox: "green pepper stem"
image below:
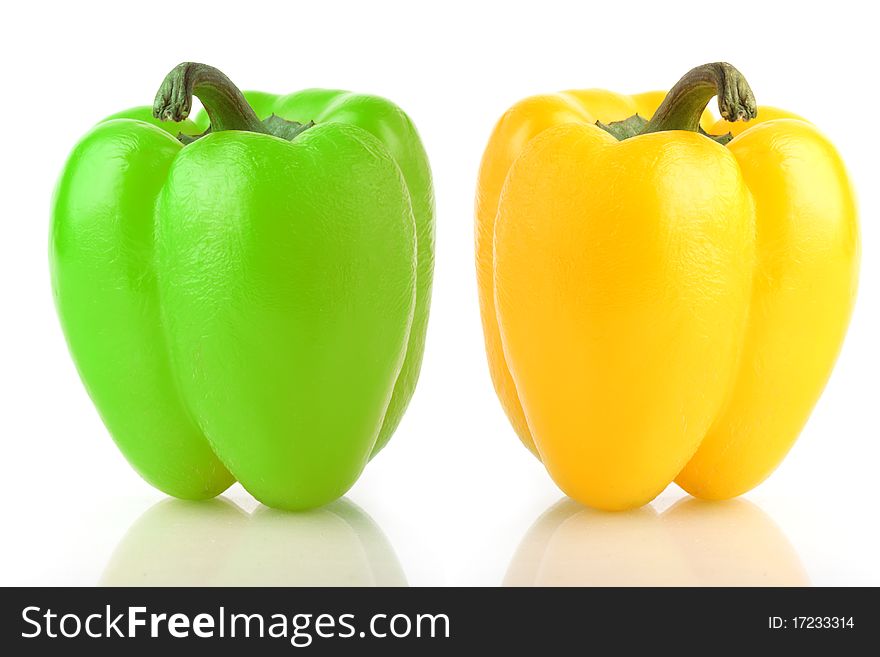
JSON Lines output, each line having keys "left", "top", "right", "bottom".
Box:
{"left": 641, "top": 62, "right": 757, "bottom": 135}
{"left": 152, "top": 62, "right": 267, "bottom": 134}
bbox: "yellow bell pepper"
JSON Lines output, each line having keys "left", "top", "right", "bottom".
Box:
{"left": 476, "top": 62, "right": 859, "bottom": 510}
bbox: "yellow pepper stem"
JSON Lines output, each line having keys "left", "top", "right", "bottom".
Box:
{"left": 642, "top": 62, "right": 758, "bottom": 135}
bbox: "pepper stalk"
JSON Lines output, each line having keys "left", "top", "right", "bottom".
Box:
{"left": 152, "top": 62, "right": 313, "bottom": 143}
{"left": 598, "top": 62, "right": 758, "bottom": 144}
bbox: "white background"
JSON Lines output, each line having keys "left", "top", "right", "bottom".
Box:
{"left": 1, "top": 0, "right": 877, "bottom": 586}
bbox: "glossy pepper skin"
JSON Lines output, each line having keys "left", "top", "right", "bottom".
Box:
{"left": 51, "top": 63, "right": 434, "bottom": 510}
{"left": 476, "top": 63, "right": 858, "bottom": 510}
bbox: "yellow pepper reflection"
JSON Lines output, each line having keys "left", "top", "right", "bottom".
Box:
{"left": 505, "top": 497, "right": 808, "bottom": 586}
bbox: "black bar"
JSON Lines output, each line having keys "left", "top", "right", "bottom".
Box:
{"left": 0, "top": 587, "right": 872, "bottom": 653}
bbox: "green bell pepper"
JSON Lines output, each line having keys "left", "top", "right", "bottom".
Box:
{"left": 50, "top": 63, "right": 435, "bottom": 510}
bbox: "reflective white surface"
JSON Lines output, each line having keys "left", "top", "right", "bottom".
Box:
{"left": 4, "top": 482, "right": 875, "bottom": 586}
{"left": 101, "top": 498, "right": 406, "bottom": 587}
